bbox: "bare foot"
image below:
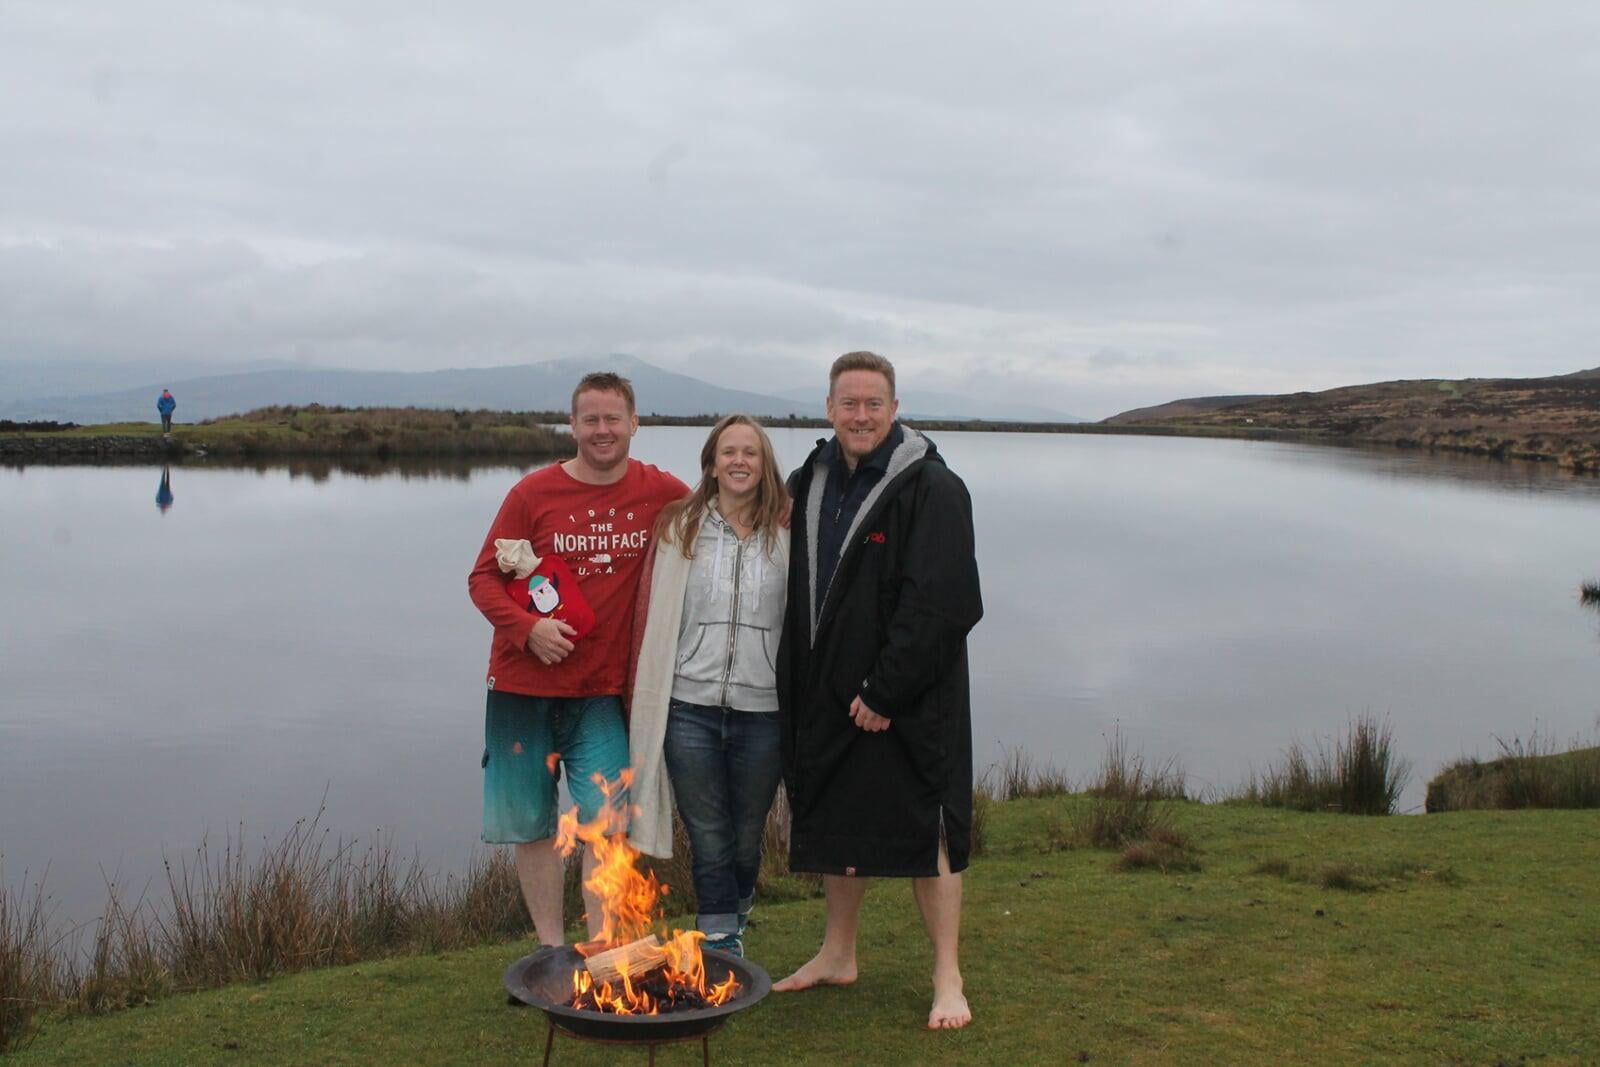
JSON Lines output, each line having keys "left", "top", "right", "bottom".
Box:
{"left": 772, "top": 951, "right": 857, "bottom": 992}
{"left": 928, "top": 971, "right": 971, "bottom": 1030}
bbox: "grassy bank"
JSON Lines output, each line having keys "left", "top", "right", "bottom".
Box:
{"left": 1107, "top": 371, "right": 1600, "bottom": 472}
{"left": 0, "top": 798, "right": 818, "bottom": 1055}
{"left": 1426, "top": 735, "right": 1600, "bottom": 812}
{"left": 8, "top": 796, "right": 1598, "bottom": 1064}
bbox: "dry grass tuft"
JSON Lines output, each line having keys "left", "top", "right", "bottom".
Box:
{"left": 1114, "top": 825, "right": 1202, "bottom": 874}
{"left": 1069, "top": 729, "right": 1190, "bottom": 850}
{"left": 1086, "top": 729, "right": 1187, "bottom": 802}
{"left": 970, "top": 774, "right": 997, "bottom": 858}
{"left": 1230, "top": 715, "right": 1410, "bottom": 815}
{"left": 995, "top": 749, "right": 1074, "bottom": 800}
{"left": 0, "top": 871, "right": 60, "bottom": 1054}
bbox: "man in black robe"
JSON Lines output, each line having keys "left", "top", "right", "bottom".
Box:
{"left": 773, "top": 351, "right": 983, "bottom": 1030}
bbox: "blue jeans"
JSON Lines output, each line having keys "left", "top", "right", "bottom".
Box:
{"left": 662, "top": 700, "right": 783, "bottom": 936}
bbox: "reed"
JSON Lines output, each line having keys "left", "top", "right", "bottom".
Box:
{"left": 0, "top": 814, "right": 553, "bottom": 1041}
{"left": 994, "top": 748, "right": 1073, "bottom": 800}
{"left": 1084, "top": 728, "right": 1187, "bottom": 802}
{"left": 1229, "top": 715, "right": 1409, "bottom": 815}
{"left": 1065, "top": 732, "right": 1190, "bottom": 850}
{"left": 0, "top": 871, "right": 60, "bottom": 1054}
{"left": 1580, "top": 580, "right": 1600, "bottom": 605}
{"left": 1071, "top": 789, "right": 1178, "bottom": 850}
{"left": 969, "top": 773, "right": 997, "bottom": 858}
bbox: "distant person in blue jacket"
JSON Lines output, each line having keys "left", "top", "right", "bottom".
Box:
{"left": 157, "top": 389, "right": 176, "bottom": 433}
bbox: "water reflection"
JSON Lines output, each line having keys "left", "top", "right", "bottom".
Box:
{"left": 155, "top": 465, "right": 174, "bottom": 513}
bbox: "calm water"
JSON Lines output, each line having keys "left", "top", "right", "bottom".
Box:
{"left": 4, "top": 428, "right": 1599, "bottom": 924}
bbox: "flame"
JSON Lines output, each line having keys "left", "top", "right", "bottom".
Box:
{"left": 555, "top": 772, "right": 741, "bottom": 1015}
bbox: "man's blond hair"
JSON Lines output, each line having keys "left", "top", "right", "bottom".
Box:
{"left": 571, "top": 371, "right": 636, "bottom": 415}
{"left": 828, "top": 351, "right": 896, "bottom": 398}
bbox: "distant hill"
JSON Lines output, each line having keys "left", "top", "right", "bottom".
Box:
{"left": 1103, "top": 395, "right": 1267, "bottom": 424}
{"left": 0, "top": 358, "right": 295, "bottom": 403}
{"left": 1104, "top": 368, "right": 1600, "bottom": 472}
{"left": 0, "top": 356, "right": 820, "bottom": 424}
{"left": 2, "top": 356, "right": 1087, "bottom": 424}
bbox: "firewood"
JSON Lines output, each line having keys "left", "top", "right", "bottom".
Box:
{"left": 584, "top": 934, "right": 666, "bottom": 985}
{"left": 573, "top": 938, "right": 608, "bottom": 959}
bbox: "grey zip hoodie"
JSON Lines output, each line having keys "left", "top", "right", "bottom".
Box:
{"left": 670, "top": 505, "right": 787, "bottom": 711}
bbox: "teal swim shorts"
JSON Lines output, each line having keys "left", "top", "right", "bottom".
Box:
{"left": 481, "top": 691, "right": 630, "bottom": 843}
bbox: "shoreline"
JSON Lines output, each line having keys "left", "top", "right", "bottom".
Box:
{"left": 4, "top": 414, "right": 1596, "bottom": 475}
{"left": 0, "top": 407, "right": 576, "bottom": 466}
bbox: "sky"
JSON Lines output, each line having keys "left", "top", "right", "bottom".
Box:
{"left": 2, "top": 2, "right": 1598, "bottom": 419}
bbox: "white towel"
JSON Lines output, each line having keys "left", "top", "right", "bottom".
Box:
{"left": 493, "top": 538, "right": 541, "bottom": 578}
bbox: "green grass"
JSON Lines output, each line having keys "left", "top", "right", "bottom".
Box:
{"left": 9, "top": 799, "right": 1598, "bottom": 1065}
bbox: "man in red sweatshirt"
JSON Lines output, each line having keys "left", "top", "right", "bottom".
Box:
{"left": 468, "top": 372, "right": 688, "bottom": 944}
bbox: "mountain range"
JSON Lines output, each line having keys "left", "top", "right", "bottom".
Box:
{"left": 0, "top": 356, "right": 1084, "bottom": 424}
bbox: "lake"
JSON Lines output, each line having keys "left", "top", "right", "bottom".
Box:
{"left": 4, "top": 427, "right": 1599, "bottom": 926}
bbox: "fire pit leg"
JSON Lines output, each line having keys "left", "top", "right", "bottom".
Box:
{"left": 542, "top": 1020, "right": 555, "bottom": 1067}
{"left": 702, "top": 1033, "right": 710, "bottom": 1066}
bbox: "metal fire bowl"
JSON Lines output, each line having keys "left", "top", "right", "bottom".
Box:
{"left": 504, "top": 945, "right": 772, "bottom": 1042}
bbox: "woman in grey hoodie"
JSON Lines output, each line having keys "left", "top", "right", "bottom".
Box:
{"left": 627, "top": 415, "right": 789, "bottom": 957}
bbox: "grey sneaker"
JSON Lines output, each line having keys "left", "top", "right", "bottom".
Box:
{"left": 702, "top": 933, "right": 744, "bottom": 958}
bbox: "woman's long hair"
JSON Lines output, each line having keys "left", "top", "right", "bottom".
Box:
{"left": 655, "top": 415, "right": 788, "bottom": 558}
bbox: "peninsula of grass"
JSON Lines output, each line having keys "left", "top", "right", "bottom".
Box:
{"left": 0, "top": 407, "right": 575, "bottom": 465}
{"left": 1426, "top": 735, "right": 1600, "bottom": 811}
{"left": 1106, "top": 367, "right": 1600, "bottom": 472}
{"left": 8, "top": 796, "right": 1598, "bottom": 1065}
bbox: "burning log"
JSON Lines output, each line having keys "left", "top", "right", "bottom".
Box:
{"left": 584, "top": 935, "right": 666, "bottom": 985}
{"left": 583, "top": 931, "right": 702, "bottom": 987}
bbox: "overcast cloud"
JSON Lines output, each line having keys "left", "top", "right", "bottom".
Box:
{"left": 2, "top": 1, "right": 1597, "bottom": 417}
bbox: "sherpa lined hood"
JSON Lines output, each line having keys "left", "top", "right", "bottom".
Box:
{"left": 802, "top": 424, "right": 940, "bottom": 641}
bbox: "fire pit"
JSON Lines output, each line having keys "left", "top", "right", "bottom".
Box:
{"left": 505, "top": 944, "right": 771, "bottom": 1061}
{"left": 500, "top": 772, "right": 773, "bottom": 1063}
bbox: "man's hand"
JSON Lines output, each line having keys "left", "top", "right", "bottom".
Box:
{"left": 526, "top": 618, "right": 578, "bottom": 665}
{"left": 848, "top": 695, "right": 890, "bottom": 732}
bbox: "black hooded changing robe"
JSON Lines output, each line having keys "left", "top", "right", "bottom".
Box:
{"left": 777, "top": 427, "right": 983, "bottom": 878}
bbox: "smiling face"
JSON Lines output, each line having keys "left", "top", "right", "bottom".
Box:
{"left": 569, "top": 387, "right": 638, "bottom": 478}
{"left": 712, "top": 422, "right": 764, "bottom": 509}
{"left": 826, "top": 369, "right": 899, "bottom": 469}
